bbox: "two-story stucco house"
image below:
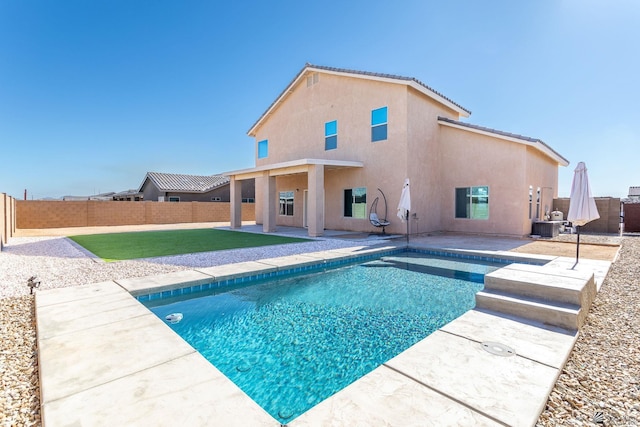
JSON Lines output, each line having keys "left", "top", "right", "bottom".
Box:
{"left": 225, "top": 64, "right": 569, "bottom": 238}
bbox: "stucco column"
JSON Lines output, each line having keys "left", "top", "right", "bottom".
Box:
{"left": 263, "top": 172, "right": 276, "bottom": 233}
{"left": 229, "top": 176, "right": 242, "bottom": 229}
{"left": 307, "top": 164, "right": 325, "bottom": 237}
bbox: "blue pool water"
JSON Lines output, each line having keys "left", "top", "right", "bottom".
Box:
{"left": 144, "top": 252, "right": 503, "bottom": 423}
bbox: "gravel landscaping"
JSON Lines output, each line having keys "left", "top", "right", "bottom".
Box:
{"left": 1, "top": 233, "right": 638, "bottom": 426}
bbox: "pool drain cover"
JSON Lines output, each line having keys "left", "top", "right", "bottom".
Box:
{"left": 481, "top": 341, "right": 515, "bottom": 357}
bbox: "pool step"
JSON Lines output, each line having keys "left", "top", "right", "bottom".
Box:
{"left": 476, "top": 264, "right": 596, "bottom": 330}
{"left": 475, "top": 290, "right": 581, "bottom": 331}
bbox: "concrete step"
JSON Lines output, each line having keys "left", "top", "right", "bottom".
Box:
{"left": 484, "top": 263, "right": 595, "bottom": 308}
{"left": 475, "top": 289, "right": 582, "bottom": 331}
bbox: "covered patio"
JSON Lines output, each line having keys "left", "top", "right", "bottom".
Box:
{"left": 225, "top": 159, "right": 363, "bottom": 237}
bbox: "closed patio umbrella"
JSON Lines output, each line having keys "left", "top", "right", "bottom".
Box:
{"left": 397, "top": 179, "right": 411, "bottom": 244}
{"left": 567, "top": 162, "right": 599, "bottom": 268}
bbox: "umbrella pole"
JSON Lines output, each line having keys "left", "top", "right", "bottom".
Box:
{"left": 406, "top": 211, "right": 409, "bottom": 245}
{"left": 572, "top": 226, "right": 581, "bottom": 269}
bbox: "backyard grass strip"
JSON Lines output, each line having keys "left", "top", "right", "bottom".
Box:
{"left": 68, "top": 229, "right": 310, "bottom": 261}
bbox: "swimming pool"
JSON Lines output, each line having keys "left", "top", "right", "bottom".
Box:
{"left": 144, "top": 252, "right": 504, "bottom": 423}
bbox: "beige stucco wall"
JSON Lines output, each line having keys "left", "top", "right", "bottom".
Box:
{"left": 525, "top": 146, "right": 560, "bottom": 222}
{"left": 249, "top": 69, "right": 563, "bottom": 237}
{"left": 252, "top": 73, "right": 412, "bottom": 234}
{"left": 406, "top": 87, "right": 462, "bottom": 234}
{"left": 438, "top": 127, "right": 561, "bottom": 236}
{"left": 251, "top": 72, "right": 467, "bottom": 234}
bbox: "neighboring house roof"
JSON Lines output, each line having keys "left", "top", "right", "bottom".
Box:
{"left": 138, "top": 172, "right": 230, "bottom": 193}
{"left": 248, "top": 63, "right": 471, "bottom": 136}
{"left": 437, "top": 116, "right": 570, "bottom": 167}
{"left": 63, "top": 192, "right": 116, "bottom": 201}
{"left": 112, "top": 189, "right": 143, "bottom": 198}
{"left": 628, "top": 186, "right": 640, "bottom": 197}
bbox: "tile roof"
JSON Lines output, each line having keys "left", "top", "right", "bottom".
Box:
{"left": 248, "top": 63, "right": 471, "bottom": 135}
{"left": 437, "top": 116, "right": 569, "bottom": 166}
{"left": 628, "top": 186, "right": 640, "bottom": 197}
{"left": 141, "top": 172, "right": 230, "bottom": 193}
{"left": 308, "top": 64, "right": 471, "bottom": 115}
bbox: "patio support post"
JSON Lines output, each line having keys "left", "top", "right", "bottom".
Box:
{"left": 263, "top": 172, "right": 277, "bottom": 233}
{"left": 229, "top": 176, "right": 242, "bottom": 229}
{"left": 307, "top": 164, "right": 325, "bottom": 237}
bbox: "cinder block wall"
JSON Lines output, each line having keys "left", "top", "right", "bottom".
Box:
{"left": 16, "top": 201, "right": 255, "bottom": 229}
{"left": 623, "top": 203, "right": 640, "bottom": 232}
{"left": 1, "top": 194, "right": 5, "bottom": 246}
{"left": 553, "top": 197, "right": 621, "bottom": 233}
{"left": 1, "top": 193, "right": 17, "bottom": 247}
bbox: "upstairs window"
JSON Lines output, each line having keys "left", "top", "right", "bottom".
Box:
{"left": 325, "top": 120, "right": 337, "bottom": 150}
{"left": 371, "top": 106, "right": 388, "bottom": 142}
{"left": 455, "top": 186, "right": 489, "bottom": 219}
{"left": 258, "top": 139, "right": 268, "bottom": 159}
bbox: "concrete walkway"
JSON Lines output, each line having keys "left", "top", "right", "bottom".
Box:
{"left": 34, "top": 228, "right": 613, "bottom": 427}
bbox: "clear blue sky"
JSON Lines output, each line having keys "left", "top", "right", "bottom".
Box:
{"left": 1, "top": 0, "right": 638, "bottom": 200}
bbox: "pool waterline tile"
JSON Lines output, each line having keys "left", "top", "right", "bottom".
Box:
{"left": 133, "top": 246, "right": 535, "bottom": 303}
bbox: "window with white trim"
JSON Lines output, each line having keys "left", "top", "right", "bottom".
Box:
{"left": 455, "top": 186, "right": 489, "bottom": 219}
{"left": 258, "top": 139, "right": 268, "bottom": 159}
{"left": 279, "top": 191, "right": 294, "bottom": 216}
{"left": 371, "top": 106, "right": 388, "bottom": 142}
{"left": 325, "top": 120, "right": 337, "bottom": 150}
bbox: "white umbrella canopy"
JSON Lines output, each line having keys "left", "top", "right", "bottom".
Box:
{"left": 397, "top": 178, "right": 411, "bottom": 222}
{"left": 567, "top": 162, "right": 600, "bottom": 226}
{"left": 567, "top": 162, "right": 599, "bottom": 267}
{"left": 397, "top": 179, "right": 411, "bottom": 244}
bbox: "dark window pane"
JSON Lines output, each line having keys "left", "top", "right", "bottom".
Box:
{"left": 455, "top": 188, "right": 469, "bottom": 218}
{"left": 325, "top": 135, "right": 337, "bottom": 150}
{"left": 371, "top": 124, "right": 387, "bottom": 142}
{"left": 344, "top": 189, "right": 353, "bottom": 217}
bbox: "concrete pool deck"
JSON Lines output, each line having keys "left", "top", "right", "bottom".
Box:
{"left": 35, "top": 234, "right": 614, "bottom": 426}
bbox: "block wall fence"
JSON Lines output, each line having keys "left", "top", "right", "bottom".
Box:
{"left": 1, "top": 193, "right": 17, "bottom": 248}
{"left": 15, "top": 201, "right": 255, "bottom": 229}
{"left": 553, "top": 197, "right": 621, "bottom": 234}
{"left": 622, "top": 203, "right": 640, "bottom": 233}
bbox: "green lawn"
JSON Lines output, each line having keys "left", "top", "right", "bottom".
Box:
{"left": 68, "top": 228, "right": 310, "bottom": 262}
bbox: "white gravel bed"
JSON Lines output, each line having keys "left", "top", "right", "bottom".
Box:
{"left": 0, "top": 235, "right": 384, "bottom": 299}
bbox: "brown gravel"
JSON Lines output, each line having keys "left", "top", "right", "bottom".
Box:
{"left": 0, "top": 295, "right": 40, "bottom": 427}
{"left": 1, "top": 233, "right": 638, "bottom": 426}
{"left": 536, "top": 235, "right": 640, "bottom": 426}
